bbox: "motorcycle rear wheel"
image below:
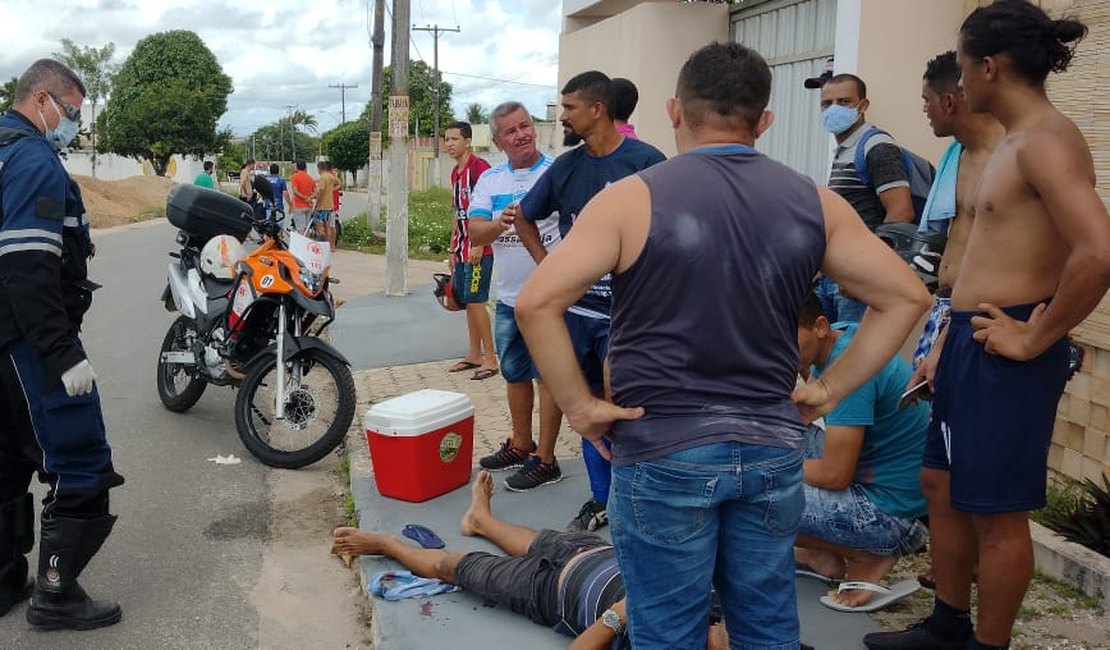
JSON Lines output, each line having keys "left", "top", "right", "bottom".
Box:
{"left": 234, "top": 348, "right": 355, "bottom": 469}
{"left": 156, "top": 316, "right": 208, "bottom": 412}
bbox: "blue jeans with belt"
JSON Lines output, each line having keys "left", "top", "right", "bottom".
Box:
{"left": 608, "top": 440, "right": 805, "bottom": 649}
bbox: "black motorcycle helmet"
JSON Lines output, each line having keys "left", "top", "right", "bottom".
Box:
{"left": 875, "top": 223, "right": 947, "bottom": 291}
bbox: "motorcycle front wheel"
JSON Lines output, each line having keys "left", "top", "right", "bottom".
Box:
{"left": 156, "top": 316, "right": 208, "bottom": 412}
{"left": 234, "top": 348, "right": 355, "bottom": 468}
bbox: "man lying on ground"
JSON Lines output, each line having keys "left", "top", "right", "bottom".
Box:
{"left": 331, "top": 471, "right": 759, "bottom": 650}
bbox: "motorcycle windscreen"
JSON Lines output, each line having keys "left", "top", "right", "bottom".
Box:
{"left": 288, "top": 231, "right": 331, "bottom": 275}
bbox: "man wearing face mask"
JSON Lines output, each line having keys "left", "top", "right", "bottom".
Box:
{"left": 0, "top": 59, "right": 124, "bottom": 631}
{"left": 807, "top": 69, "right": 915, "bottom": 323}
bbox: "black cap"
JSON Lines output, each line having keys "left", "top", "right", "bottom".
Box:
{"left": 804, "top": 57, "right": 835, "bottom": 89}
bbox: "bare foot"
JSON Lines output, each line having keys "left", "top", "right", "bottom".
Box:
{"left": 828, "top": 553, "right": 900, "bottom": 608}
{"left": 795, "top": 547, "right": 846, "bottom": 580}
{"left": 460, "top": 470, "right": 494, "bottom": 536}
{"left": 331, "top": 527, "right": 389, "bottom": 556}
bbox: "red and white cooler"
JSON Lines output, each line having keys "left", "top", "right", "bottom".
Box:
{"left": 364, "top": 389, "right": 475, "bottom": 503}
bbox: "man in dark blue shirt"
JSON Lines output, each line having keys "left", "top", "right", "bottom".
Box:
{"left": 499, "top": 71, "right": 665, "bottom": 530}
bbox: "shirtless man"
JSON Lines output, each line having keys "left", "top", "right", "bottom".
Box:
{"left": 909, "top": 50, "right": 1003, "bottom": 375}
{"left": 865, "top": 3, "right": 1110, "bottom": 649}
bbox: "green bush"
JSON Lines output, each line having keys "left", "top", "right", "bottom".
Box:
{"left": 1035, "top": 475, "right": 1110, "bottom": 557}
{"left": 339, "top": 187, "right": 454, "bottom": 260}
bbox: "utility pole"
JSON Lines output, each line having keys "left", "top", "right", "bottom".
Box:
{"left": 328, "top": 83, "right": 359, "bottom": 124}
{"left": 385, "top": 0, "right": 411, "bottom": 296}
{"left": 412, "top": 24, "right": 459, "bottom": 188}
{"left": 284, "top": 104, "right": 297, "bottom": 162}
{"left": 368, "top": 0, "right": 385, "bottom": 231}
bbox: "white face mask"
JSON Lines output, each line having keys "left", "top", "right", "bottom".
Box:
{"left": 39, "top": 95, "right": 80, "bottom": 151}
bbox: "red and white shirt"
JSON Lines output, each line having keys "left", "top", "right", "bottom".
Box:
{"left": 449, "top": 154, "right": 492, "bottom": 259}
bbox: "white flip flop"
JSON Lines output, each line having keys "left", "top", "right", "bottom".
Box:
{"left": 819, "top": 578, "right": 921, "bottom": 613}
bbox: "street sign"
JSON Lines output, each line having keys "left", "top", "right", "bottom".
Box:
{"left": 388, "top": 96, "right": 409, "bottom": 139}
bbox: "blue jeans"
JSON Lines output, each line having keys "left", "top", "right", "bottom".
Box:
{"left": 814, "top": 275, "right": 865, "bottom": 324}
{"left": 608, "top": 441, "right": 805, "bottom": 649}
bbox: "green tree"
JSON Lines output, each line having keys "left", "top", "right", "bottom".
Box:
{"left": 288, "top": 109, "right": 318, "bottom": 134}
{"left": 464, "top": 103, "right": 488, "bottom": 125}
{"left": 98, "top": 30, "right": 232, "bottom": 176}
{"left": 246, "top": 120, "right": 318, "bottom": 162}
{"left": 217, "top": 137, "right": 245, "bottom": 177}
{"left": 0, "top": 77, "right": 18, "bottom": 113}
{"left": 359, "top": 60, "right": 454, "bottom": 139}
{"left": 53, "top": 39, "right": 117, "bottom": 171}
{"left": 321, "top": 120, "right": 370, "bottom": 181}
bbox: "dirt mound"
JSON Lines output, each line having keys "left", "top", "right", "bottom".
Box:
{"left": 74, "top": 174, "right": 176, "bottom": 228}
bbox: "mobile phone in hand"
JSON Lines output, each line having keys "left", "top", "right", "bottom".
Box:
{"left": 898, "top": 380, "right": 932, "bottom": 408}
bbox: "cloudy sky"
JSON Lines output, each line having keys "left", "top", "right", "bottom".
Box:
{"left": 0, "top": 0, "right": 562, "bottom": 136}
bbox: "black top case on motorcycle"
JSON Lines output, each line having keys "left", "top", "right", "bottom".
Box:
{"left": 167, "top": 184, "right": 254, "bottom": 246}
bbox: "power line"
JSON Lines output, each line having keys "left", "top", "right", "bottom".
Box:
{"left": 441, "top": 71, "right": 553, "bottom": 89}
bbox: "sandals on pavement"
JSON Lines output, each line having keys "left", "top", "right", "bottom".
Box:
{"left": 401, "top": 524, "right": 446, "bottom": 549}
{"left": 447, "top": 360, "right": 481, "bottom": 373}
{"left": 471, "top": 368, "right": 499, "bottom": 381}
{"left": 819, "top": 579, "right": 921, "bottom": 613}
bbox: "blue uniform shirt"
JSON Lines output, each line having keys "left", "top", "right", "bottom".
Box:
{"left": 520, "top": 137, "right": 665, "bottom": 318}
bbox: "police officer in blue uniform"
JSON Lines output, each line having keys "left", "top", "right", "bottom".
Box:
{"left": 0, "top": 59, "right": 123, "bottom": 630}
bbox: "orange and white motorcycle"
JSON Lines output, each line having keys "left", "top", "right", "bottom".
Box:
{"left": 156, "top": 184, "right": 355, "bottom": 468}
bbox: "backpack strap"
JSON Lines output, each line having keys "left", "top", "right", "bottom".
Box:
{"left": 852, "top": 126, "right": 884, "bottom": 188}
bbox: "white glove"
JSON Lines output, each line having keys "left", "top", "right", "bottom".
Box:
{"left": 61, "top": 359, "right": 97, "bottom": 397}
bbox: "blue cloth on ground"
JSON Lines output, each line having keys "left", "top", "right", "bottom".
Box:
{"left": 918, "top": 139, "right": 961, "bottom": 235}
{"left": 369, "top": 570, "right": 461, "bottom": 601}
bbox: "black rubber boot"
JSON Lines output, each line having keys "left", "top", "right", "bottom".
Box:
{"left": 0, "top": 494, "right": 34, "bottom": 617}
{"left": 25, "top": 514, "right": 122, "bottom": 630}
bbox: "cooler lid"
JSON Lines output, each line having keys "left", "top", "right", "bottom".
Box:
{"left": 364, "top": 389, "right": 475, "bottom": 437}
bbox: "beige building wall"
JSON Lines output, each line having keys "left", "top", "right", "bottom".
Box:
{"left": 559, "top": 2, "right": 729, "bottom": 157}
{"left": 839, "top": 0, "right": 969, "bottom": 164}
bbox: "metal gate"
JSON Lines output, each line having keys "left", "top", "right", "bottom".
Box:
{"left": 731, "top": 0, "right": 837, "bottom": 182}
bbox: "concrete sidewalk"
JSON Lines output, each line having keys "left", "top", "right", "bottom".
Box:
{"left": 328, "top": 249, "right": 882, "bottom": 649}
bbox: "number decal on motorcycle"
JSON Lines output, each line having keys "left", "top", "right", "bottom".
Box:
{"left": 260, "top": 275, "right": 275, "bottom": 289}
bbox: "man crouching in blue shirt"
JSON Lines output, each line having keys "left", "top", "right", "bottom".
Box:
{"left": 794, "top": 292, "right": 929, "bottom": 612}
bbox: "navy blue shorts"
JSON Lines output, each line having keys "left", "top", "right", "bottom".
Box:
{"left": 565, "top": 312, "right": 609, "bottom": 393}
{"left": 923, "top": 301, "right": 1069, "bottom": 513}
{"left": 452, "top": 256, "right": 492, "bottom": 304}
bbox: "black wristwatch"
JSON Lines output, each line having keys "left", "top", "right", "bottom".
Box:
{"left": 601, "top": 608, "right": 625, "bottom": 635}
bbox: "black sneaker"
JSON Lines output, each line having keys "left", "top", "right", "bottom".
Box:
{"left": 566, "top": 500, "right": 607, "bottom": 532}
{"left": 504, "top": 457, "right": 563, "bottom": 492}
{"left": 479, "top": 439, "right": 537, "bottom": 471}
{"left": 863, "top": 617, "right": 972, "bottom": 650}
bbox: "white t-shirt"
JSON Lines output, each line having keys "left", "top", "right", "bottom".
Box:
{"left": 468, "top": 155, "right": 561, "bottom": 307}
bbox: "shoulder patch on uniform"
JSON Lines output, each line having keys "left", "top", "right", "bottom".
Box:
{"left": 35, "top": 197, "right": 65, "bottom": 220}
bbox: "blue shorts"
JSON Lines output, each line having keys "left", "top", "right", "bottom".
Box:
{"left": 494, "top": 302, "right": 537, "bottom": 384}
{"left": 801, "top": 425, "right": 926, "bottom": 555}
{"left": 312, "top": 210, "right": 333, "bottom": 223}
{"left": 923, "top": 301, "right": 1069, "bottom": 513}
{"left": 452, "top": 256, "right": 492, "bottom": 304}
{"left": 565, "top": 312, "right": 609, "bottom": 393}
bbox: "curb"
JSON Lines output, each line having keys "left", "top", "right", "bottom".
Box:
{"left": 1030, "top": 520, "right": 1110, "bottom": 608}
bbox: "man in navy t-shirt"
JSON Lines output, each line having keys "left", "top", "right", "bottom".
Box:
{"left": 499, "top": 70, "right": 665, "bottom": 532}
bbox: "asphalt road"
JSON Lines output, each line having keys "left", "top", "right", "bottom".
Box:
{"left": 1, "top": 221, "right": 269, "bottom": 648}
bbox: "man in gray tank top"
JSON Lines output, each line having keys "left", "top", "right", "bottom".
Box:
{"left": 512, "top": 42, "right": 931, "bottom": 649}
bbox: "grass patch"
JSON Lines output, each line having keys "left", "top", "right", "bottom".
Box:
{"left": 1031, "top": 571, "right": 1102, "bottom": 611}
{"left": 339, "top": 187, "right": 453, "bottom": 261}
{"left": 135, "top": 208, "right": 165, "bottom": 222}
{"left": 1016, "top": 605, "right": 1040, "bottom": 621}
{"left": 344, "top": 493, "right": 359, "bottom": 527}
